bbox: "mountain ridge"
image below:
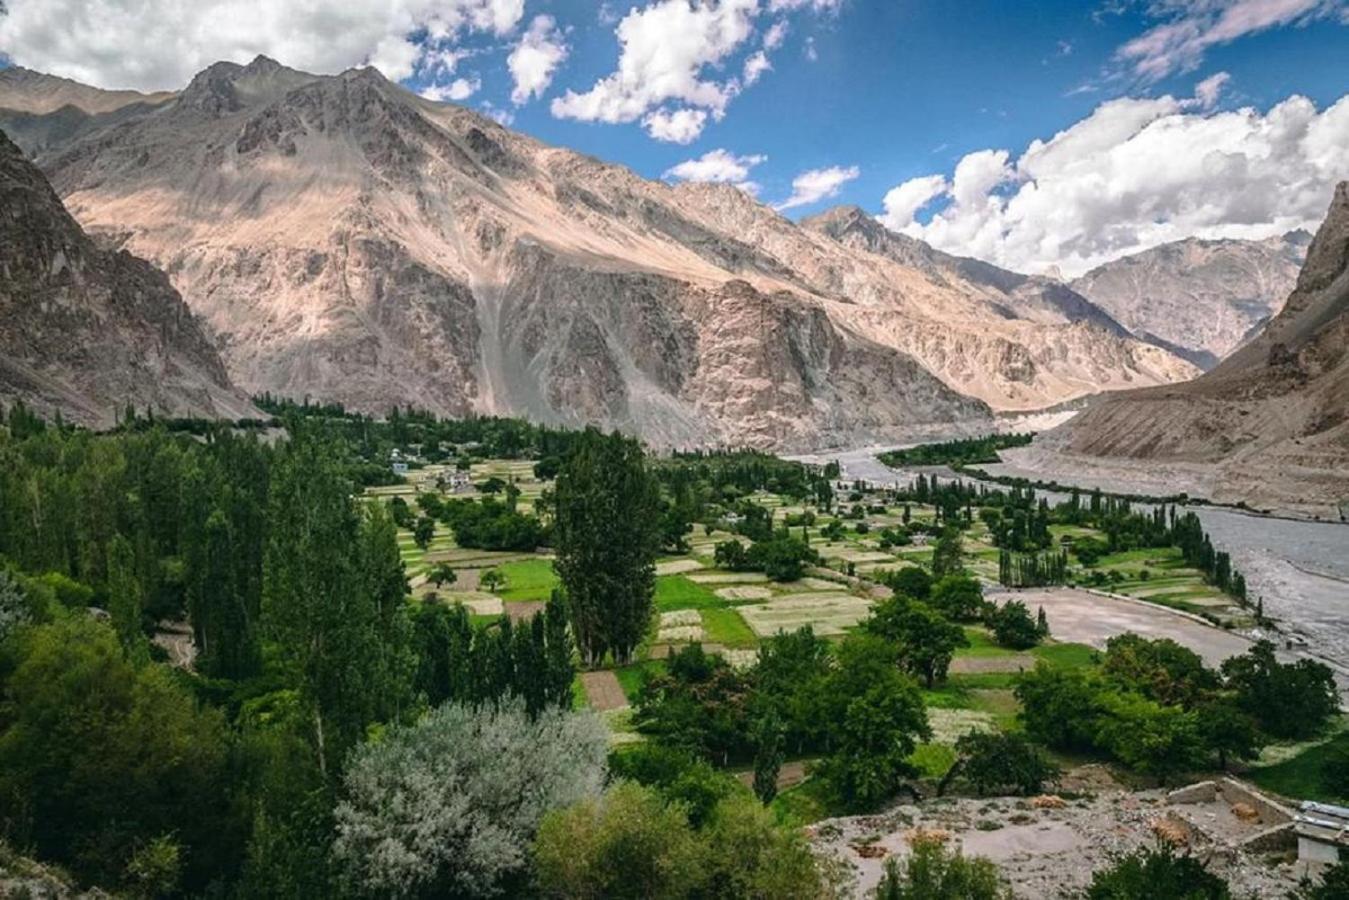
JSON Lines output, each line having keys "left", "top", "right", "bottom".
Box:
{"left": 0, "top": 58, "right": 1202, "bottom": 447}
{"left": 0, "top": 129, "right": 256, "bottom": 426}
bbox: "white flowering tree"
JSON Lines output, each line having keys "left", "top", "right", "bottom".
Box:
{"left": 332, "top": 699, "right": 607, "bottom": 897}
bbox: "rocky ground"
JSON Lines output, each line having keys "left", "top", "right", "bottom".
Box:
{"left": 811, "top": 774, "right": 1307, "bottom": 898}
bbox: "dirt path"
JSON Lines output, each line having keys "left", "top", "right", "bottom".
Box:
{"left": 949, "top": 654, "right": 1035, "bottom": 674}
{"left": 581, "top": 670, "right": 629, "bottom": 711}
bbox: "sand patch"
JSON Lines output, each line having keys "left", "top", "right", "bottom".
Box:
{"left": 716, "top": 585, "right": 774, "bottom": 601}
{"left": 657, "top": 558, "right": 705, "bottom": 575}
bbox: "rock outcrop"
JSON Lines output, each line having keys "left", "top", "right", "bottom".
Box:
{"left": 0, "top": 130, "right": 254, "bottom": 426}
{"left": 1014, "top": 184, "right": 1349, "bottom": 516}
{"left": 0, "top": 59, "right": 1202, "bottom": 448}
{"left": 1070, "top": 232, "right": 1310, "bottom": 369}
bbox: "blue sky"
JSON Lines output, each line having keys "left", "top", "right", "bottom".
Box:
{"left": 392, "top": 0, "right": 1349, "bottom": 220}
{"left": 2, "top": 0, "right": 1347, "bottom": 273}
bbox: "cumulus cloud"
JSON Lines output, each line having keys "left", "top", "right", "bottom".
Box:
{"left": 878, "top": 89, "right": 1349, "bottom": 277}
{"left": 549, "top": 0, "right": 833, "bottom": 142}
{"left": 0, "top": 0, "right": 525, "bottom": 91}
{"left": 1117, "top": 0, "right": 1343, "bottom": 81}
{"left": 420, "top": 76, "right": 481, "bottom": 103}
{"left": 664, "top": 148, "right": 767, "bottom": 193}
{"left": 508, "top": 14, "right": 568, "bottom": 105}
{"left": 642, "top": 107, "right": 709, "bottom": 143}
{"left": 774, "top": 164, "right": 860, "bottom": 211}
{"left": 878, "top": 174, "right": 948, "bottom": 230}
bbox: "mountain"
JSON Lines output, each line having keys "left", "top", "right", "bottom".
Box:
{"left": 1069, "top": 231, "right": 1311, "bottom": 370}
{"left": 800, "top": 205, "right": 1194, "bottom": 406}
{"left": 1011, "top": 183, "right": 1349, "bottom": 517}
{"left": 0, "top": 58, "right": 1198, "bottom": 448}
{"left": 0, "top": 129, "right": 255, "bottom": 426}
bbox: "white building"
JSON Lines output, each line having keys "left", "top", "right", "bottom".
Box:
{"left": 1295, "top": 801, "right": 1349, "bottom": 869}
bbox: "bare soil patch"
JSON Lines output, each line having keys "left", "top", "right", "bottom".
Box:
{"left": 581, "top": 670, "right": 629, "bottom": 711}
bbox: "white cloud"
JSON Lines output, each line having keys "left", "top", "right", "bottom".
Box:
{"left": 878, "top": 90, "right": 1349, "bottom": 277}
{"left": 549, "top": 0, "right": 834, "bottom": 141}
{"left": 508, "top": 14, "right": 568, "bottom": 105}
{"left": 1187, "top": 71, "right": 1232, "bottom": 110}
{"left": 642, "top": 107, "right": 709, "bottom": 143}
{"left": 774, "top": 164, "right": 860, "bottom": 211}
{"left": 420, "top": 76, "right": 480, "bottom": 102}
{"left": 0, "top": 0, "right": 525, "bottom": 91}
{"left": 742, "top": 50, "right": 772, "bottom": 85}
{"left": 664, "top": 148, "right": 767, "bottom": 194}
{"left": 878, "top": 174, "right": 948, "bottom": 230}
{"left": 480, "top": 101, "right": 515, "bottom": 126}
{"left": 550, "top": 0, "right": 758, "bottom": 128}
{"left": 1117, "top": 0, "right": 1342, "bottom": 81}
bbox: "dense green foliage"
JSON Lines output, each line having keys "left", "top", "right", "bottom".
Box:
{"left": 938, "top": 731, "right": 1060, "bottom": 797}
{"left": 1085, "top": 844, "right": 1230, "bottom": 899}
{"left": 553, "top": 429, "right": 662, "bottom": 665}
{"left": 1016, "top": 636, "right": 1338, "bottom": 781}
{"left": 877, "top": 433, "right": 1033, "bottom": 468}
{"left": 873, "top": 838, "right": 1011, "bottom": 899}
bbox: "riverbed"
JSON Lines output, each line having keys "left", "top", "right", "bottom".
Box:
{"left": 789, "top": 446, "right": 1349, "bottom": 690}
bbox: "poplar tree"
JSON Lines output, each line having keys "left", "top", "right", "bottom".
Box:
{"left": 552, "top": 429, "right": 661, "bottom": 666}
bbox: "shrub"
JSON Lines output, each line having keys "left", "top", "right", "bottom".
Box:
{"left": 333, "top": 700, "right": 607, "bottom": 897}
{"left": 1085, "top": 844, "right": 1230, "bottom": 899}
{"left": 874, "top": 837, "right": 1010, "bottom": 899}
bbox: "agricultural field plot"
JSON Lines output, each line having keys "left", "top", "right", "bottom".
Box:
{"left": 738, "top": 592, "right": 875, "bottom": 638}
{"left": 494, "top": 558, "right": 559, "bottom": 602}
{"left": 433, "top": 592, "right": 504, "bottom": 616}
{"left": 655, "top": 558, "right": 705, "bottom": 575}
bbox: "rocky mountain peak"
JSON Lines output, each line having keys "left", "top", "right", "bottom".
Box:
{"left": 0, "top": 128, "right": 254, "bottom": 425}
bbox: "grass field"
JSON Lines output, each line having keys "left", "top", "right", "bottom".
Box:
{"left": 655, "top": 575, "right": 725, "bottom": 611}
{"left": 495, "top": 558, "right": 558, "bottom": 601}
{"left": 1248, "top": 721, "right": 1349, "bottom": 803}
{"left": 701, "top": 607, "right": 758, "bottom": 648}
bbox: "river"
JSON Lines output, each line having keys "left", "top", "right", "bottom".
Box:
{"left": 789, "top": 445, "right": 1349, "bottom": 685}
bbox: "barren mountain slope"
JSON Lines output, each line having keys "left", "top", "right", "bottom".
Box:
{"left": 0, "top": 130, "right": 255, "bottom": 427}
{"left": 1009, "top": 183, "right": 1349, "bottom": 516}
{"left": 798, "top": 205, "right": 1196, "bottom": 408}
{"left": 1070, "top": 231, "right": 1310, "bottom": 368}
{"left": 0, "top": 58, "right": 1195, "bottom": 445}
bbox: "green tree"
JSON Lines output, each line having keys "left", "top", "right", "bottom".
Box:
{"left": 1095, "top": 692, "right": 1204, "bottom": 783}
{"left": 261, "top": 432, "right": 411, "bottom": 778}
{"left": 1085, "top": 844, "right": 1230, "bottom": 899}
{"left": 553, "top": 429, "right": 662, "bottom": 666}
{"left": 1015, "top": 664, "right": 1105, "bottom": 752}
{"left": 534, "top": 781, "right": 703, "bottom": 900}
{"left": 751, "top": 711, "right": 786, "bottom": 805}
{"left": 428, "top": 562, "right": 457, "bottom": 588}
{"left": 480, "top": 568, "right": 505, "bottom": 593}
{"left": 886, "top": 566, "right": 932, "bottom": 601}
{"left": 929, "top": 575, "right": 985, "bottom": 622}
{"left": 930, "top": 529, "right": 964, "bottom": 577}
{"left": 0, "top": 618, "right": 235, "bottom": 891}
{"left": 939, "top": 731, "right": 1060, "bottom": 797}
{"left": 1195, "top": 698, "right": 1262, "bottom": 771}
{"left": 413, "top": 515, "right": 436, "bottom": 550}
{"left": 1220, "top": 640, "right": 1339, "bottom": 740}
{"left": 192, "top": 508, "right": 259, "bottom": 679}
{"left": 866, "top": 597, "right": 967, "bottom": 688}
{"left": 820, "top": 636, "right": 931, "bottom": 810}
{"left": 988, "top": 600, "right": 1042, "bottom": 650}
{"left": 106, "top": 533, "right": 145, "bottom": 654}
{"left": 874, "top": 837, "right": 1010, "bottom": 899}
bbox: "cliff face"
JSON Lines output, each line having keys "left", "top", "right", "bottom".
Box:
{"left": 0, "top": 130, "right": 255, "bottom": 426}
{"left": 1021, "top": 183, "right": 1349, "bottom": 514}
{"left": 0, "top": 59, "right": 1203, "bottom": 448}
{"left": 1070, "top": 231, "right": 1310, "bottom": 369}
